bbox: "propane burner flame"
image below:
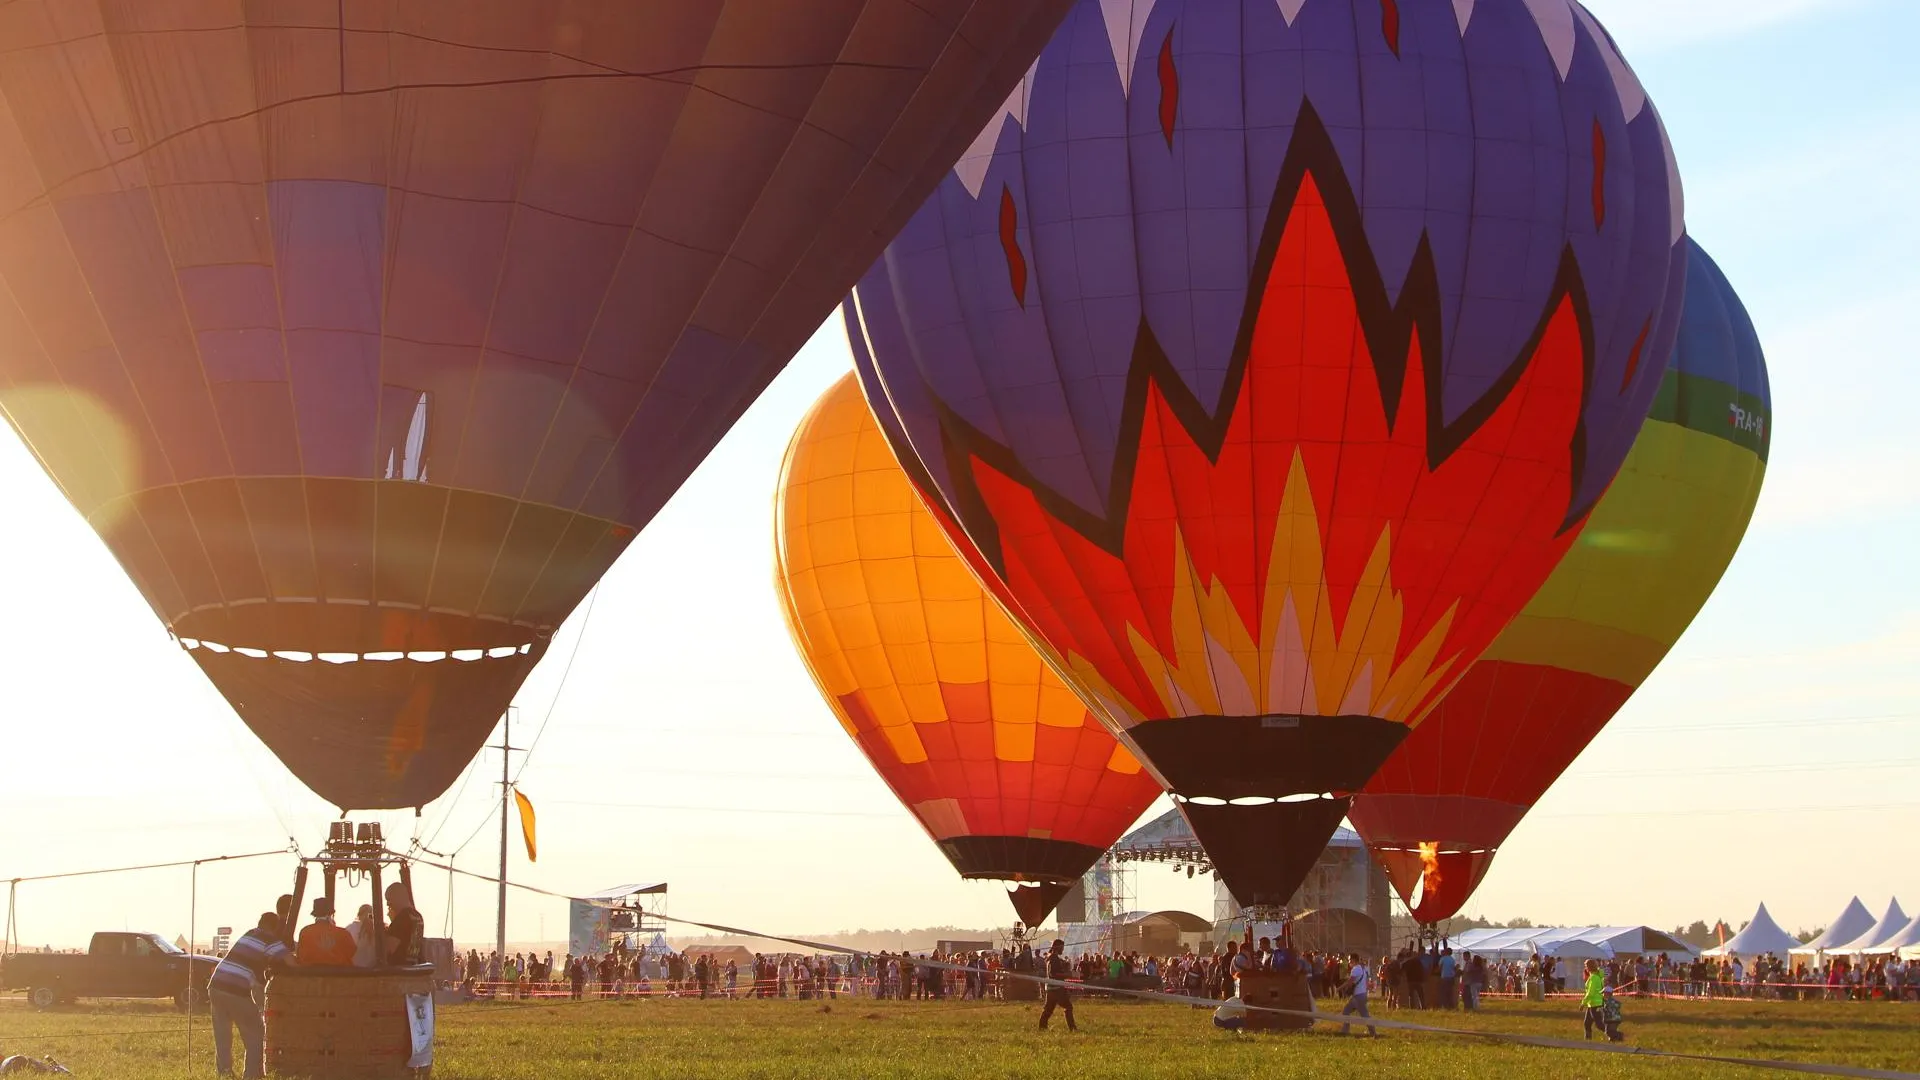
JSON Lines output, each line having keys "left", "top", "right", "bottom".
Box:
{"left": 1411, "top": 841, "right": 1445, "bottom": 908}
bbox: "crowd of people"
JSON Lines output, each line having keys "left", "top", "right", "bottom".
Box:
{"left": 1449, "top": 949, "right": 1915, "bottom": 1002}
{"left": 446, "top": 936, "right": 1916, "bottom": 1009}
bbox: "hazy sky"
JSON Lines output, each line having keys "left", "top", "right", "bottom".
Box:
{"left": 2, "top": 0, "right": 1914, "bottom": 951}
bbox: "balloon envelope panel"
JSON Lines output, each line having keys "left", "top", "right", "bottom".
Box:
{"left": 847, "top": 0, "right": 1685, "bottom": 906}
{"left": 774, "top": 375, "right": 1162, "bottom": 889}
{"left": 1348, "top": 239, "right": 1770, "bottom": 922}
{"left": 0, "top": 0, "right": 1075, "bottom": 808}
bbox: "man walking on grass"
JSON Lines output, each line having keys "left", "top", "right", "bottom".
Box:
{"left": 1339, "top": 953, "right": 1378, "bottom": 1037}
{"left": 1037, "top": 939, "right": 1077, "bottom": 1032}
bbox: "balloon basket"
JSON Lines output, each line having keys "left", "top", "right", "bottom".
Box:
{"left": 1237, "top": 970, "right": 1314, "bottom": 1032}
{"left": 1002, "top": 976, "right": 1040, "bottom": 1002}
{"left": 265, "top": 965, "right": 434, "bottom": 1078}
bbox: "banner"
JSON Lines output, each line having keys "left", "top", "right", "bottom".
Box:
{"left": 405, "top": 992, "right": 434, "bottom": 1069}
{"left": 513, "top": 788, "right": 537, "bottom": 862}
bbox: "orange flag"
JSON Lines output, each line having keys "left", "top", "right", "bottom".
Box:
{"left": 513, "top": 788, "right": 538, "bottom": 863}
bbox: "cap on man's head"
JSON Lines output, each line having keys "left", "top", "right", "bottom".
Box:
{"left": 311, "top": 897, "right": 335, "bottom": 917}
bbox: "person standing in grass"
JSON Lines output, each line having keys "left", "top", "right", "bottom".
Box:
{"left": 1581, "top": 959, "right": 1608, "bottom": 1039}
{"left": 208, "top": 911, "right": 291, "bottom": 1080}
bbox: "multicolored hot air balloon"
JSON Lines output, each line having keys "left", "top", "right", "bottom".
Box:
{"left": 0, "top": 1, "right": 1075, "bottom": 810}
{"left": 847, "top": 0, "right": 1687, "bottom": 908}
{"left": 1347, "top": 239, "right": 1769, "bottom": 922}
{"left": 775, "top": 375, "right": 1163, "bottom": 926}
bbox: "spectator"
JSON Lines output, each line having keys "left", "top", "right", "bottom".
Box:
{"left": 208, "top": 912, "right": 290, "bottom": 1080}
{"left": 1581, "top": 959, "right": 1608, "bottom": 1040}
{"left": 1037, "top": 939, "right": 1077, "bottom": 1033}
{"left": 1339, "top": 954, "right": 1377, "bottom": 1038}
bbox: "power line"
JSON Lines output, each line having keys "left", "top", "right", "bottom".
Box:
{"left": 540, "top": 798, "right": 896, "bottom": 819}
{"left": 1609, "top": 711, "right": 1920, "bottom": 735}
{"left": 1575, "top": 757, "right": 1920, "bottom": 780}
{"left": 1539, "top": 800, "right": 1920, "bottom": 820}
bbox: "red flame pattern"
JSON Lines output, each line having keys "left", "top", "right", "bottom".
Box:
{"left": 951, "top": 165, "right": 1594, "bottom": 731}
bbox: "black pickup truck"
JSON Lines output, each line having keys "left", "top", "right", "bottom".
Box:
{"left": 2, "top": 932, "right": 219, "bottom": 1009}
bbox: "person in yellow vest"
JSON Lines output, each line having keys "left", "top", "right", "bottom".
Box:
{"left": 1581, "top": 959, "right": 1608, "bottom": 1039}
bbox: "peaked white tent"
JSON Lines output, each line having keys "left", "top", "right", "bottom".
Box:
{"left": 1863, "top": 912, "right": 1920, "bottom": 957}
{"left": 1702, "top": 903, "right": 1800, "bottom": 958}
{"left": 1790, "top": 897, "right": 1876, "bottom": 956}
{"left": 1829, "top": 898, "right": 1908, "bottom": 955}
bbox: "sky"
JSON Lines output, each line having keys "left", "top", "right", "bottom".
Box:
{"left": 1, "top": 0, "right": 1916, "bottom": 952}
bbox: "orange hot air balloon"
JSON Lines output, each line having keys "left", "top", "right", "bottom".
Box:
{"left": 0, "top": 2, "right": 1074, "bottom": 810}
{"left": 775, "top": 375, "right": 1162, "bottom": 925}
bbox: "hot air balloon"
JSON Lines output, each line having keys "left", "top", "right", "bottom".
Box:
{"left": 846, "top": 0, "right": 1686, "bottom": 909}
{"left": 1347, "top": 238, "right": 1769, "bottom": 922}
{"left": 775, "top": 375, "right": 1163, "bottom": 926}
{"left": 0, "top": 2, "right": 1075, "bottom": 810}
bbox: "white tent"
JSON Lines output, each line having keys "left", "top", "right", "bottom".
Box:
{"left": 1452, "top": 926, "right": 1696, "bottom": 962}
{"left": 1863, "top": 912, "right": 1920, "bottom": 957}
{"left": 1542, "top": 937, "right": 1614, "bottom": 960}
{"left": 1702, "top": 903, "right": 1800, "bottom": 958}
{"left": 1790, "top": 897, "right": 1875, "bottom": 956}
{"left": 1828, "top": 897, "right": 1907, "bottom": 955}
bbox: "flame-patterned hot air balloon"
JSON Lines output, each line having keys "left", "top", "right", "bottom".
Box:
{"left": 846, "top": 0, "right": 1687, "bottom": 908}
{"left": 1347, "top": 238, "right": 1769, "bottom": 922}
{"left": 775, "top": 375, "right": 1163, "bottom": 926}
{"left": 0, "top": 1, "right": 1076, "bottom": 810}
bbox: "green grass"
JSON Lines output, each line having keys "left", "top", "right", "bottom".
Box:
{"left": 2, "top": 993, "right": 1916, "bottom": 1078}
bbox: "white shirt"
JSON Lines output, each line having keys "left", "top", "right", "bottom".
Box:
{"left": 1348, "top": 963, "right": 1370, "bottom": 997}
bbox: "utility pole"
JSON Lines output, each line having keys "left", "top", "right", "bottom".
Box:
{"left": 493, "top": 707, "right": 522, "bottom": 964}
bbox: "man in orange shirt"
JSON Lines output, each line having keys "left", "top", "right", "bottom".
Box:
{"left": 296, "top": 897, "right": 358, "bottom": 966}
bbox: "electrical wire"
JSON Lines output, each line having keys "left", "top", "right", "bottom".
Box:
{"left": 540, "top": 798, "right": 896, "bottom": 819}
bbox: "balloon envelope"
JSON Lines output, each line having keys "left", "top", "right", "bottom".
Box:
{"left": 1347, "top": 238, "right": 1770, "bottom": 922}
{"left": 0, "top": 1, "right": 1074, "bottom": 808}
{"left": 847, "top": 0, "right": 1685, "bottom": 906}
{"left": 774, "top": 375, "right": 1162, "bottom": 920}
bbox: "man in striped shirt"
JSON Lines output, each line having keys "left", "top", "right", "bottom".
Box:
{"left": 209, "top": 911, "right": 292, "bottom": 1079}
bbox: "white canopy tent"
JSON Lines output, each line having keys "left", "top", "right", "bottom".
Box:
{"left": 1790, "top": 897, "right": 1875, "bottom": 957}
{"left": 1702, "top": 903, "right": 1800, "bottom": 958}
{"left": 1828, "top": 898, "right": 1907, "bottom": 956}
{"left": 1863, "top": 912, "right": 1920, "bottom": 957}
{"left": 1541, "top": 937, "right": 1614, "bottom": 960}
{"left": 1452, "top": 927, "right": 1554, "bottom": 959}
{"left": 1452, "top": 926, "right": 1695, "bottom": 962}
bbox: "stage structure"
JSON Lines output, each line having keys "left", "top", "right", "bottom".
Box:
{"left": 568, "top": 883, "right": 669, "bottom": 959}
{"left": 1104, "top": 808, "right": 1391, "bottom": 953}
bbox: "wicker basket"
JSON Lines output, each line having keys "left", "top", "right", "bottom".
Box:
{"left": 1238, "top": 970, "right": 1315, "bottom": 1032}
{"left": 265, "top": 966, "right": 434, "bottom": 1079}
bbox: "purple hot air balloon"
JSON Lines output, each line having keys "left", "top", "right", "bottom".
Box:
{"left": 848, "top": 0, "right": 1686, "bottom": 908}
{"left": 0, "top": 1, "right": 1075, "bottom": 810}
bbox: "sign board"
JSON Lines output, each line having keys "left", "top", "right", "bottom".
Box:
{"left": 405, "top": 992, "right": 434, "bottom": 1068}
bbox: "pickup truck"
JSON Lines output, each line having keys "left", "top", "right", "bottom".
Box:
{"left": 2, "top": 932, "right": 219, "bottom": 1009}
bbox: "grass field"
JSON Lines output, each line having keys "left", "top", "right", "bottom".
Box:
{"left": 2, "top": 993, "right": 1916, "bottom": 1078}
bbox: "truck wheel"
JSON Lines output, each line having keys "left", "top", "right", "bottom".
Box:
{"left": 174, "top": 987, "right": 207, "bottom": 1012}
{"left": 28, "top": 986, "right": 58, "bottom": 1009}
